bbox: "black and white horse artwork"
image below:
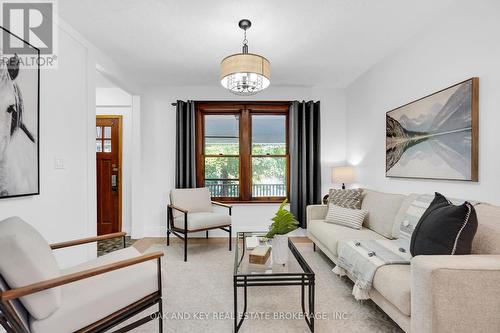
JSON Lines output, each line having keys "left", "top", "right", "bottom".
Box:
{"left": 0, "top": 55, "right": 38, "bottom": 197}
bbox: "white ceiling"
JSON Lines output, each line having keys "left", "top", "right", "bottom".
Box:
{"left": 59, "top": 0, "right": 454, "bottom": 88}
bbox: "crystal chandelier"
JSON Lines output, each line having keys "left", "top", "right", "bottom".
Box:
{"left": 220, "top": 19, "right": 270, "bottom": 95}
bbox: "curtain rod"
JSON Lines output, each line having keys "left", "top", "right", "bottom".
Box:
{"left": 171, "top": 100, "right": 296, "bottom": 108}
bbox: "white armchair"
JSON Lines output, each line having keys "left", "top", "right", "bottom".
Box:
{"left": 167, "top": 187, "right": 232, "bottom": 262}
{"left": 0, "top": 217, "right": 164, "bottom": 333}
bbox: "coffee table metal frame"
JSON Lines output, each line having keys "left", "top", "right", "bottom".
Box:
{"left": 233, "top": 232, "right": 315, "bottom": 332}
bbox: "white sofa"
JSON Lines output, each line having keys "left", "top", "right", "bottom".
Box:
{"left": 307, "top": 189, "right": 500, "bottom": 333}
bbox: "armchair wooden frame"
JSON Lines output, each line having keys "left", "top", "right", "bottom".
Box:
{"left": 0, "top": 233, "right": 164, "bottom": 333}
{"left": 167, "top": 201, "right": 232, "bottom": 262}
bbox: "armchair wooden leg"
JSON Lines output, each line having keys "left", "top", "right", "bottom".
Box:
{"left": 166, "top": 229, "right": 170, "bottom": 246}
{"left": 184, "top": 231, "right": 188, "bottom": 262}
{"left": 229, "top": 225, "right": 232, "bottom": 251}
{"left": 206, "top": 230, "right": 209, "bottom": 239}
{"left": 313, "top": 243, "right": 316, "bottom": 252}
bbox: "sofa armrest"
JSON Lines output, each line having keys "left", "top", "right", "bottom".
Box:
{"left": 306, "top": 205, "right": 328, "bottom": 226}
{"left": 411, "top": 255, "right": 500, "bottom": 333}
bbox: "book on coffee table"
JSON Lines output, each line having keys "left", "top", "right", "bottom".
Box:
{"left": 249, "top": 245, "right": 271, "bottom": 264}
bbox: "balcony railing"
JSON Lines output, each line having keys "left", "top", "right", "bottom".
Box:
{"left": 207, "top": 183, "right": 240, "bottom": 197}
{"left": 251, "top": 184, "right": 287, "bottom": 197}
{"left": 206, "top": 181, "right": 286, "bottom": 198}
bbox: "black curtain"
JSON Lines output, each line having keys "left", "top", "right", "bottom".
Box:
{"left": 175, "top": 100, "right": 196, "bottom": 188}
{"left": 289, "top": 101, "right": 322, "bottom": 228}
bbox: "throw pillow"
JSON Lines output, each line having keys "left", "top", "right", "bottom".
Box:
{"left": 325, "top": 204, "right": 368, "bottom": 230}
{"left": 327, "top": 188, "right": 362, "bottom": 209}
{"left": 410, "top": 192, "right": 478, "bottom": 256}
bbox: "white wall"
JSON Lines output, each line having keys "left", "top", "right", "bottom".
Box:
{"left": 345, "top": 0, "right": 500, "bottom": 204}
{"left": 96, "top": 87, "right": 132, "bottom": 106}
{"left": 0, "top": 25, "right": 96, "bottom": 268}
{"left": 0, "top": 19, "right": 140, "bottom": 268}
{"left": 312, "top": 86, "right": 347, "bottom": 194}
{"left": 140, "top": 85, "right": 346, "bottom": 236}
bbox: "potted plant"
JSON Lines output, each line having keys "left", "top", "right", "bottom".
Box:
{"left": 266, "top": 199, "right": 299, "bottom": 265}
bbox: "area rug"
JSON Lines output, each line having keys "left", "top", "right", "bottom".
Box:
{"left": 120, "top": 240, "right": 403, "bottom": 333}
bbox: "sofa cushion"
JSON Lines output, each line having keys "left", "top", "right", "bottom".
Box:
{"left": 308, "top": 220, "right": 384, "bottom": 256}
{"left": 170, "top": 187, "right": 213, "bottom": 217}
{"left": 30, "top": 247, "right": 159, "bottom": 333}
{"left": 0, "top": 217, "right": 61, "bottom": 320}
{"left": 372, "top": 264, "right": 411, "bottom": 316}
{"left": 361, "top": 189, "right": 405, "bottom": 239}
{"left": 174, "top": 212, "right": 231, "bottom": 230}
{"left": 62, "top": 247, "right": 144, "bottom": 274}
{"left": 472, "top": 203, "right": 500, "bottom": 254}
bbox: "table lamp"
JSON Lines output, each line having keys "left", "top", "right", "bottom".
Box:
{"left": 332, "top": 166, "right": 355, "bottom": 190}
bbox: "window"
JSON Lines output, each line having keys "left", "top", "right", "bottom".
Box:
{"left": 196, "top": 102, "right": 289, "bottom": 202}
{"left": 251, "top": 115, "right": 287, "bottom": 198}
{"left": 96, "top": 125, "right": 112, "bottom": 153}
{"left": 204, "top": 114, "right": 240, "bottom": 197}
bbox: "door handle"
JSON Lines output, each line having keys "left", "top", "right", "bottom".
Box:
{"left": 111, "top": 174, "right": 118, "bottom": 191}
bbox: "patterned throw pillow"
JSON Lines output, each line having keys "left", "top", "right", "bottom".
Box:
{"left": 325, "top": 204, "right": 368, "bottom": 229}
{"left": 327, "top": 188, "right": 362, "bottom": 209}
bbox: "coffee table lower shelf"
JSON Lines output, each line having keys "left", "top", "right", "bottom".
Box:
{"left": 233, "top": 234, "right": 315, "bottom": 332}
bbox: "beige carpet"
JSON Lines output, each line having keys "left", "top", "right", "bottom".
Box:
{"left": 122, "top": 240, "right": 403, "bottom": 333}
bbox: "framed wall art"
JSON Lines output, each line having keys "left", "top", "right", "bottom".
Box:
{"left": 0, "top": 26, "right": 40, "bottom": 198}
{"left": 386, "top": 78, "right": 478, "bottom": 181}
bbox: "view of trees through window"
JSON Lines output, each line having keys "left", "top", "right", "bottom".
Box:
{"left": 201, "top": 110, "right": 288, "bottom": 200}
{"left": 204, "top": 115, "right": 240, "bottom": 197}
{"left": 251, "top": 115, "right": 287, "bottom": 197}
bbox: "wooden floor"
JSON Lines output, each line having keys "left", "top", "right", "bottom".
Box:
{"left": 133, "top": 236, "right": 311, "bottom": 253}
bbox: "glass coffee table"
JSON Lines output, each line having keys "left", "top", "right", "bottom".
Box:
{"left": 233, "top": 232, "right": 315, "bottom": 332}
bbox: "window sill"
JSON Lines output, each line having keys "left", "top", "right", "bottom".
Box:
{"left": 213, "top": 200, "right": 286, "bottom": 204}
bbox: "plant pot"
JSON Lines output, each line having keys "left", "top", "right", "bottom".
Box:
{"left": 272, "top": 234, "right": 289, "bottom": 265}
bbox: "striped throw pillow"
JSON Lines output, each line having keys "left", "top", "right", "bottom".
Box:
{"left": 325, "top": 204, "right": 368, "bottom": 230}
{"left": 398, "top": 194, "right": 434, "bottom": 241}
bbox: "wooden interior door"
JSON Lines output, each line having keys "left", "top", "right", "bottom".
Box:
{"left": 96, "top": 116, "right": 122, "bottom": 235}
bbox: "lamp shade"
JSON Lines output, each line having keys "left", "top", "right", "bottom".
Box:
{"left": 332, "top": 166, "right": 355, "bottom": 184}
{"left": 220, "top": 53, "right": 270, "bottom": 95}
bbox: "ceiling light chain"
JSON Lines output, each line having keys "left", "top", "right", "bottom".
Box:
{"left": 242, "top": 28, "right": 248, "bottom": 54}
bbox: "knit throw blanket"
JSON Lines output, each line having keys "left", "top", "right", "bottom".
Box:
{"left": 332, "top": 194, "right": 434, "bottom": 300}
{"left": 333, "top": 239, "right": 411, "bottom": 300}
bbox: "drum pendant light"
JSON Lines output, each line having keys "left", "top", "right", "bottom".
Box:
{"left": 220, "top": 19, "right": 270, "bottom": 95}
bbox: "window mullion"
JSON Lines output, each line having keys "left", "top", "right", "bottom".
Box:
{"left": 240, "top": 108, "right": 251, "bottom": 201}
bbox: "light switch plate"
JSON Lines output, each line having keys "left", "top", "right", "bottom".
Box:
{"left": 54, "top": 157, "right": 65, "bottom": 169}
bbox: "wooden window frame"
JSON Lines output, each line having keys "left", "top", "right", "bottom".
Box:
{"left": 195, "top": 101, "right": 290, "bottom": 203}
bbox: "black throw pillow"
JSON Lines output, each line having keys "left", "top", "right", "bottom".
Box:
{"left": 410, "top": 192, "right": 478, "bottom": 256}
